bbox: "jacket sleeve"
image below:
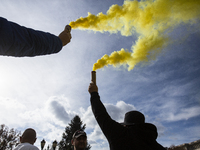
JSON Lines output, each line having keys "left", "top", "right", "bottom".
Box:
{"left": 90, "top": 92, "right": 126, "bottom": 140}
{"left": 0, "top": 17, "right": 63, "bottom": 57}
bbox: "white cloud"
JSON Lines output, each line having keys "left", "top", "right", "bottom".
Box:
{"left": 106, "top": 101, "right": 136, "bottom": 122}
{"left": 0, "top": 97, "right": 26, "bottom": 126}
{"left": 165, "top": 106, "right": 200, "bottom": 122}
{"left": 47, "top": 97, "right": 71, "bottom": 124}
{"left": 88, "top": 125, "right": 105, "bottom": 141}
{"left": 82, "top": 106, "right": 97, "bottom": 129}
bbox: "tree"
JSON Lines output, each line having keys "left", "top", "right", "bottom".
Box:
{"left": 0, "top": 124, "right": 21, "bottom": 150}
{"left": 58, "top": 115, "right": 91, "bottom": 150}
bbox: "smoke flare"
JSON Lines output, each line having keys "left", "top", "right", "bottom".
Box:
{"left": 69, "top": 0, "right": 200, "bottom": 71}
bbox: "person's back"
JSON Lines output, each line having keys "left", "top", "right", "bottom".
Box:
{"left": 14, "top": 128, "right": 39, "bottom": 150}
{"left": 106, "top": 122, "right": 165, "bottom": 150}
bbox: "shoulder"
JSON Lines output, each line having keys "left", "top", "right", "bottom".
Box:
{"left": 143, "top": 123, "right": 157, "bottom": 131}
{"left": 25, "top": 143, "right": 39, "bottom": 150}
{"left": 30, "top": 145, "right": 39, "bottom": 150}
{"left": 0, "top": 17, "right": 7, "bottom": 23}
{"left": 14, "top": 143, "right": 39, "bottom": 150}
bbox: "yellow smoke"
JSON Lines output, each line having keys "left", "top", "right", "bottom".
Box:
{"left": 69, "top": 0, "right": 200, "bottom": 71}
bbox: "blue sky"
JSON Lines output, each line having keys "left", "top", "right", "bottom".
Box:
{"left": 0, "top": 0, "right": 200, "bottom": 149}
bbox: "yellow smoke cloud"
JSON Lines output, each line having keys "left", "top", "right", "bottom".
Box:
{"left": 69, "top": 0, "right": 200, "bottom": 71}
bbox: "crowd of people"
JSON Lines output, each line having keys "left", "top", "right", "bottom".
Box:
{"left": 1, "top": 17, "right": 165, "bottom": 150}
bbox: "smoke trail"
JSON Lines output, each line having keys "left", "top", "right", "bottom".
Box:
{"left": 69, "top": 0, "right": 200, "bottom": 71}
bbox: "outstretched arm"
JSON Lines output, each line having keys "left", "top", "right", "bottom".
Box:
{"left": 88, "top": 82, "right": 125, "bottom": 141}
{"left": 0, "top": 17, "right": 72, "bottom": 57}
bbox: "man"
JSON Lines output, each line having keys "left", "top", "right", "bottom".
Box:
{"left": 71, "top": 130, "right": 87, "bottom": 150}
{"left": 14, "top": 128, "right": 39, "bottom": 150}
{"left": 0, "top": 17, "right": 71, "bottom": 57}
{"left": 88, "top": 82, "right": 166, "bottom": 150}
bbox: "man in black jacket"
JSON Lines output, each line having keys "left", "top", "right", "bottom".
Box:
{"left": 88, "top": 82, "right": 166, "bottom": 150}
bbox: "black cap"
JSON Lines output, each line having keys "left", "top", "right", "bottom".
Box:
{"left": 72, "top": 130, "right": 87, "bottom": 139}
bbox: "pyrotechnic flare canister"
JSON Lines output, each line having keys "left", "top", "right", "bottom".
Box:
{"left": 91, "top": 71, "right": 96, "bottom": 84}
{"left": 65, "top": 25, "right": 71, "bottom": 33}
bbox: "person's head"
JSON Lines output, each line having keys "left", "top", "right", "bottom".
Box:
{"left": 20, "top": 128, "right": 37, "bottom": 145}
{"left": 71, "top": 130, "right": 87, "bottom": 150}
{"left": 120, "top": 111, "right": 145, "bottom": 127}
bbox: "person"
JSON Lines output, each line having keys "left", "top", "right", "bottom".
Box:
{"left": 14, "top": 128, "right": 39, "bottom": 150}
{"left": 0, "top": 17, "right": 71, "bottom": 57}
{"left": 71, "top": 130, "right": 87, "bottom": 150}
{"left": 88, "top": 82, "right": 166, "bottom": 150}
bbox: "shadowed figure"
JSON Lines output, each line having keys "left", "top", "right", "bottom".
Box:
{"left": 14, "top": 128, "right": 39, "bottom": 150}
{"left": 88, "top": 82, "right": 166, "bottom": 150}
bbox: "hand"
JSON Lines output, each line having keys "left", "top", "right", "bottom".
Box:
{"left": 58, "top": 25, "right": 72, "bottom": 46}
{"left": 88, "top": 82, "right": 98, "bottom": 94}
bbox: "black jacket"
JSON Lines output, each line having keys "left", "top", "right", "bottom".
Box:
{"left": 90, "top": 92, "right": 166, "bottom": 150}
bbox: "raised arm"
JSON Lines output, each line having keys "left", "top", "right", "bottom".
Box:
{"left": 0, "top": 17, "right": 71, "bottom": 57}
{"left": 88, "top": 82, "right": 126, "bottom": 141}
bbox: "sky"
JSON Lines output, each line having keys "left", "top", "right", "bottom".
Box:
{"left": 0, "top": 0, "right": 200, "bottom": 149}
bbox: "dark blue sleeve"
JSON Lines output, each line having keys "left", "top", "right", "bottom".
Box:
{"left": 0, "top": 17, "right": 63, "bottom": 57}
